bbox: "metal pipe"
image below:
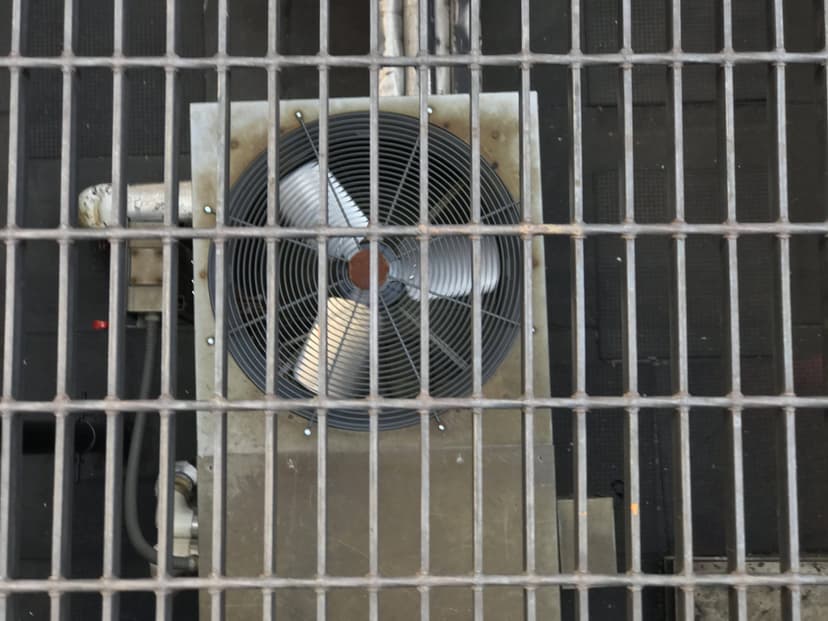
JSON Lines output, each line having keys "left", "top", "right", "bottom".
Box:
{"left": 403, "top": 0, "right": 419, "bottom": 95}
{"left": 379, "top": 0, "right": 405, "bottom": 96}
{"left": 433, "top": 0, "right": 451, "bottom": 93}
{"left": 78, "top": 181, "right": 193, "bottom": 227}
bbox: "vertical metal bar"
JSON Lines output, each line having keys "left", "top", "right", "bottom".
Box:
{"left": 156, "top": 2, "right": 181, "bottom": 619}
{"left": 726, "top": 404, "right": 747, "bottom": 621}
{"left": 51, "top": 1, "right": 78, "bottom": 619}
{"left": 725, "top": 239, "right": 747, "bottom": 621}
{"left": 572, "top": 407, "right": 589, "bottom": 614}
{"left": 0, "top": 4, "right": 26, "bottom": 614}
{"left": 519, "top": 0, "right": 535, "bottom": 617}
{"left": 103, "top": 1, "right": 128, "bottom": 618}
{"left": 667, "top": 6, "right": 694, "bottom": 619}
{"left": 777, "top": 405, "right": 800, "bottom": 620}
{"left": 419, "top": 405, "right": 430, "bottom": 621}
{"left": 719, "top": 2, "right": 748, "bottom": 618}
{"left": 618, "top": 3, "right": 637, "bottom": 621}
{"left": 617, "top": 0, "right": 644, "bottom": 617}
{"left": 671, "top": 409, "right": 693, "bottom": 621}
{"left": 0, "top": 0, "right": 25, "bottom": 590}
{"left": 0, "top": 412, "right": 21, "bottom": 620}
{"left": 262, "top": 0, "right": 281, "bottom": 619}
{"left": 369, "top": 1, "right": 380, "bottom": 617}
{"left": 211, "top": 1, "right": 230, "bottom": 619}
{"left": 569, "top": 1, "right": 591, "bottom": 617}
{"left": 769, "top": 3, "right": 801, "bottom": 619}
{"left": 619, "top": 241, "right": 637, "bottom": 621}
{"left": 622, "top": 408, "right": 641, "bottom": 621}
{"left": 569, "top": 0, "right": 585, "bottom": 396}
{"left": 418, "top": 3, "right": 431, "bottom": 617}
{"left": 317, "top": 2, "right": 330, "bottom": 618}
{"left": 469, "top": 0, "right": 483, "bottom": 617}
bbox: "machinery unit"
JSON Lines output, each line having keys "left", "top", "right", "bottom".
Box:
{"left": 188, "top": 93, "right": 559, "bottom": 619}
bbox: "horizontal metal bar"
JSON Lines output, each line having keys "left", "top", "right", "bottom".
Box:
{"left": 9, "top": 221, "right": 828, "bottom": 241}
{"left": 7, "top": 394, "right": 828, "bottom": 413}
{"left": 3, "top": 572, "right": 828, "bottom": 593}
{"left": 5, "top": 50, "right": 828, "bottom": 69}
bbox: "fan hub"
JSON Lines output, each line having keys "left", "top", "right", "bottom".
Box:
{"left": 348, "top": 248, "right": 389, "bottom": 290}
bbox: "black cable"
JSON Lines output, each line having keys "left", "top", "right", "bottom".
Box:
{"left": 124, "top": 314, "right": 196, "bottom": 573}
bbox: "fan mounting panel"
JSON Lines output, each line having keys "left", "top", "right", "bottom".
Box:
{"left": 188, "top": 95, "right": 560, "bottom": 621}
{"left": 190, "top": 93, "right": 548, "bottom": 449}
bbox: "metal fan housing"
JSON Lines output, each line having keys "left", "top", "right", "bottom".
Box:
{"left": 207, "top": 111, "right": 521, "bottom": 430}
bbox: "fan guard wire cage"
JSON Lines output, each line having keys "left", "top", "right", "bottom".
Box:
{"left": 208, "top": 111, "right": 521, "bottom": 430}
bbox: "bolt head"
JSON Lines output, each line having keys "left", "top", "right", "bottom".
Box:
{"left": 203, "top": 205, "right": 213, "bottom": 214}
{"left": 206, "top": 336, "right": 215, "bottom": 346}
{"left": 437, "top": 423, "right": 446, "bottom": 432}
{"left": 303, "top": 426, "right": 312, "bottom": 437}
{"left": 295, "top": 110, "right": 304, "bottom": 119}
{"left": 427, "top": 106, "right": 434, "bottom": 115}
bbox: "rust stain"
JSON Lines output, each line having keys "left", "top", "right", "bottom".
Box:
{"left": 199, "top": 269, "right": 207, "bottom": 279}
{"left": 230, "top": 138, "right": 240, "bottom": 150}
{"left": 229, "top": 121, "right": 268, "bottom": 184}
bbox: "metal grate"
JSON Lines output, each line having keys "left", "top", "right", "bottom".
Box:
{"left": 0, "top": 0, "right": 826, "bottom": 620}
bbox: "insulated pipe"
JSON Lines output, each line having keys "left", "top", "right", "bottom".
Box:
{"left": 78, "top": 181, "right": 193, "bottom": 227}
{"left": 433, "top": 0, "right": 452, "bottom": 94}
{"left": 403, "top": 0, "right": 420, "bottom": 96}
{"left": 379, "top": 0, "right": 405, "bottom": 96}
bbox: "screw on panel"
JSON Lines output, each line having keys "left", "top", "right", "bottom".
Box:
{"left": 303, "top": 425, "right": 313, "bottom": 437}
{"left": 295, "top": 111, "right": 304, "bottom": 120}
{"left": 203, "top": 205, "right": 214, "bottom": 214}
{"left": 427, "top": 106, "right": 434, "bottom": 115}
{"left": 206, "top": 336, "right": 215, "bottom": 346}
{"left": 434, "top": 413, "right": 447, "bottom": 432}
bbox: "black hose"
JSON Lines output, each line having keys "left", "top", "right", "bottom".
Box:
{"left": 124, "top": 315, "right": 196, "bottom": 573}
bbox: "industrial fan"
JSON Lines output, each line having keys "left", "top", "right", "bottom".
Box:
{"left": 209, "top": 111, "right": 522, "bottom": 430}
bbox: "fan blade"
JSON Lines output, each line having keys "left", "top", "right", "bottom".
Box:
{"left": 398, "top": 236, "right": 500, "bottom": 300}
{"left": 279, "top": 161, "right": 367, "bottom": 258}
{"left": 293, "top": 296, "right": 372, "bottom": 397}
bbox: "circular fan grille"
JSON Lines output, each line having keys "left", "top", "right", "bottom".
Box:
{"left": 209, "top": 111, "right": 521, "bottom": 431}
